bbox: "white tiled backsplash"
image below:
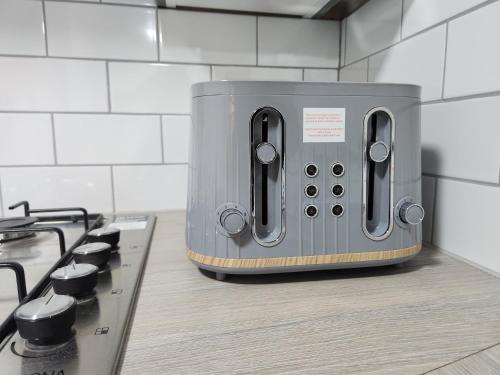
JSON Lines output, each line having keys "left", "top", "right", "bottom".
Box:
{"left": 2, "top": 0, "right": 499, "bottom": 274}
{"left": 0, "top": 0, "right": 339, "bottom": 216}
{"left": 340, "top": 0, "right": 500, "bottom": 274}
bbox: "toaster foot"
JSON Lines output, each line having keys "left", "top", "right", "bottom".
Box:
{"left": 215, "top": 272, "right": 226, "bottom": 281}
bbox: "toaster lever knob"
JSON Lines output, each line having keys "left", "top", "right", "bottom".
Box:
{"left": 399, "top": 202, "right": 425, "bottom": 225}
{"left": 220, "top": 209, "right": 246, "bottom": 236}
{"left": 369, "top": 141, "right": 390, "bottom": 163}
{"left": 255, "top": 142, "right": 277, "bottom": 164}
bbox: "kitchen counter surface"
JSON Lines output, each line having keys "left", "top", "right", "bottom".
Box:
{"left": 119, "top": 211, "right": 500, "bottom": 374}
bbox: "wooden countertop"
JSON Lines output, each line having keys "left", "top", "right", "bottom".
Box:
{"left": 119, "top": 211, "right": 500, "bottom": 374}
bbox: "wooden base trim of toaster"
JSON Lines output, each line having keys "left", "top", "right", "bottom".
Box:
{"left": 186, "top": 243, "right": 422, "bottom": 269}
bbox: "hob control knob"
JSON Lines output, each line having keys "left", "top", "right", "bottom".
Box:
{"left": 14, "top": 294, "right": 76, "bottom": 346}
{"left": 369, "top": 141, "right": 390, "bottom": 163}
{"left": 219, "top": 209, "right": 246, "bottom": 237}
{"left": 88, "top": 227, "right": 120, "bottom": 249}
{"left": 399, "top": 202, "right": 425, "bottom": 225}
{"left": 73, "top": 242, "right": 112, "bottom": 268}
{"left": 255, "top": 142, "right": 277, "bottom": 164}
{"left": 50, "top": 263, "right": 98, "bottom": 297}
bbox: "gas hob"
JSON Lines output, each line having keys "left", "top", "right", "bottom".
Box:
{"left": 0, "top": 201, "right": 156, "bottom": 374}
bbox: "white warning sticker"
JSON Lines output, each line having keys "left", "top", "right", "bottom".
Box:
{"left": 303, "top": 108, "right": 346, "bottom": 143}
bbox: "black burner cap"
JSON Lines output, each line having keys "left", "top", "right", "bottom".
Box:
{"left": 0, "top": 216, "right": 39, "bottom": 229}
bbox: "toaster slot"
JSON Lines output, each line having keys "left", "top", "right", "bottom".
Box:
{"left": 362, "top": 108, "right": 394, "bottom": 240}
{"left": 250, "top": 107, "right": 285, "bottom": 247}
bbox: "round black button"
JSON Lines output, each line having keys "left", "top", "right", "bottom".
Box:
{"left": 305, "top": 164, "right": 318, "bottom": 177}
{"left": 332, "top": 184, "right": 344, "bottom": 197}
{"left": 332, "top": 204, "right": 344, "bottom": 217}
{"left": 305, "top": 205, "right": 318, "bottom": 218}
{"left": 332, "top": 163, "right": 344, "bottom": 176}
{"left": 305, "top": 184, "right": 318, "bottom": 198}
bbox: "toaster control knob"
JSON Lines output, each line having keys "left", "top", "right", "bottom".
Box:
{"left": 14, "top": 294, "right": 76, "bottom": 346}
{"left": 369, "top": 141, "right": 390, "bottom": 163}
{"left": 255, "top": 142, "right": 277, "bottom": 164}
{"left": 219, "top": 209, "right": 246, "bottom": 237}
{"left": 399, "top": 202, "right": 425, "bottom": 225}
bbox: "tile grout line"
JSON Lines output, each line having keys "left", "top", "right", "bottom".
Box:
{"left": 440, "top": 22, "right": 449, "bottom": 99}
{"left": 400, "top": 0, "right": 404, "bottom": 41}
{"left": 341, "top": 0, "right": 500, "bottom": 68}
{"left": 50, "top": 113, "right": 58, "bottom": 164}
{"left": 0, "top": 53, "right": 331, "bottom": 71}
{"left": 365, "top": 57, "right": 369, "bottom": 82}
{"left": 422, "top": 173, "right": 500, "bottom": 188}
{"left": 422, "top": 90, "right": 500, "bottom": 105}
{"left": 422, "top": 342, "right": 500, "bottom": 374}
{"left": 109, "top": 166, "right": 116, "bottom": 213}
{"left": 0, "top": 162, "right": 188, "bottom": 168}
{"left": 0, "top": 110, "right": 193, "bottom": 116}
{"left": 337, "top": 20, "right": 342, "bottom": 78}
{"left": 255, "top": 16, "right": 258, "bottom": 66}
{"left": 155, "top": 7, "right": 161, "bottom": 62}
{"left": 159, "top": 115, "right": 165, "bottom": 163}
{"left": 105, "top": 61, "right": 112, "bottom": 112}
{"left": 41, "top": 0, "right": 49, "bottom": 56}
{"left": 46, "top": 0, "right": 157, "bottom": 10}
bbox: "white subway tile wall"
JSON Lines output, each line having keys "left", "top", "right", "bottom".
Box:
{"left": 162, "top": 116, "right": 190, "bottom": 164}
{"left": 0, "top": 57, "right": 108, "bottom": 111}
{"left": 0, "top": 114, "right": 54, "bottom": 165}
{"left": 108, "top": 62, "right": 210, "bottom": 114}
{"left": 45, "top": 2, "right": 157, "bottom": 60}
{"left": 340, "top": 0, "right": 500, "bottom": 273}
{"left": 368, "top": 25, "right": 446, "bottom": 101}
{"left": 421, "top": 96, "right": 500, "bottom": 184}
{"left": 0, "top": 2, "right": 339, "bottom": 216}
{"left": 303, "top": 69, "right": 338, "bottom": 82}
{"left": 339, "top": 59, "right": 368, "bottom": 82}
{"left": 212, "top": 66, "right": 302, "bottom": 81}
{"left": 402, "top": 0, "right": 488, "bottom": 38}
{"left": 0, "top": 167, "right": 114, "bottom": 215}
{"left": 433, "top": 178, "right": 500, "bottom": 274}
{"left": 54, "top": 114, "right": 162, "bottom": 165}
{"left": 344, "top": 0, "right": 402, "bottom": 64}
{"left": 0, "top": 0, "right": 45, "bottom": 56}
{"left": 113, "top": 165, "right": 188, "bottom": 211}
{"left": 444, "top": 1, "right": 500, "bottom": 98}
{"left": 159, "top": 10, "right": 256, "bottom": 65}
{"left": 258, "top": 17, "right": 340, "bottom": 68}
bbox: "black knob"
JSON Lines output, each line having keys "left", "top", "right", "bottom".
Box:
{"left": 50, "top": 263, "right": 98, "bottom": 297}
{"left": 332, "top": 204, "right": 344, "bottom": 217}
{"left": 332, "top": 184, "right": 344, "bottom": 197}
{"left": 304, "top": 163, "right": 318, "bottom": 178}
{"left": 305, "top": 204, "right": 318, "bottom": 218}
{"left": 332, "top": 163, "right": 344, "bottom": 177}
{"left": 14, "top": 294, "right": 76, "bottom": 346}
{"left": 73, "top": 242, "right": 111, "bottom": 268}
{"left": 87, "top": 227, "right": 120, "bottom": 249}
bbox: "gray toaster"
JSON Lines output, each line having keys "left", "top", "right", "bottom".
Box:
{"left": 186, "top": 81, "right": 424, "bottom": 280}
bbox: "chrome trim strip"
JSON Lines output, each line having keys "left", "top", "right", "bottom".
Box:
{"left": 362, "top": 107, "right": 395, "bottom": 241}
{"left": 249, "top": 107, "right": 286, "bottom": 247}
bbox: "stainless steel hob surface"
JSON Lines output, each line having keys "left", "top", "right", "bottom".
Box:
{"left": 0, "top": 202, "right": 156, "bottom": 375}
